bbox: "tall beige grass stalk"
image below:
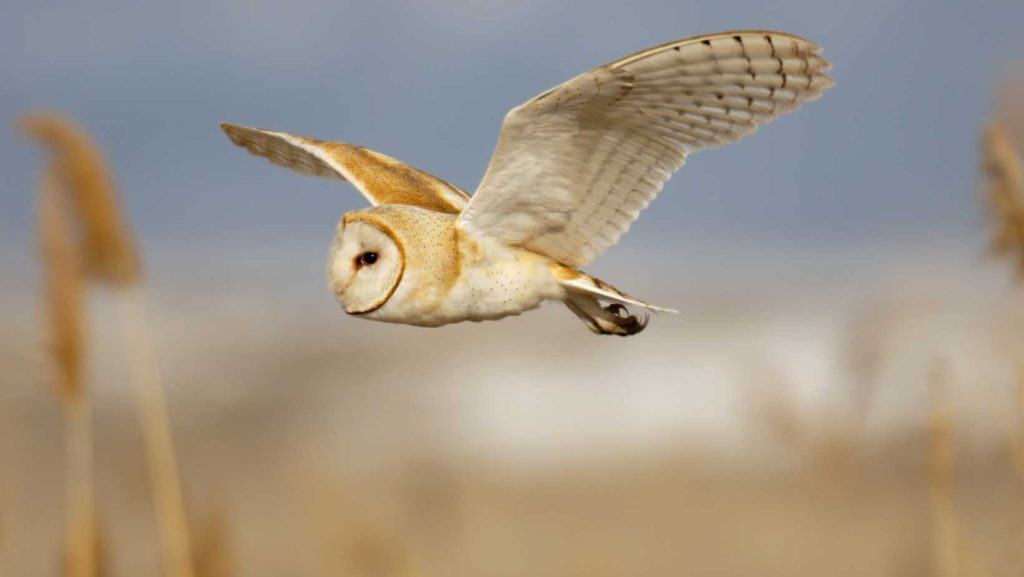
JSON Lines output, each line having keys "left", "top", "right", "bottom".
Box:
{"left": 21, "top": 113, "right": 194, "bottom": 577}
{"left": 0, "top": 482, "right": 4, "bottom": 576}
{"left": 926, "top": 361, "right": 994, "bottom": 577}
{"left": 1008, "top": 366, "right": 1024, "bottom": 483}
{"left": 980, "top": 123, "right": 1024, "bottom": 272}
{"left": 20, "top": 115, "right": 140, "bottom": 285}
{"left": 1012, "top": 366, "right": 1024, "bottom": 560}
{"left": 191, "top": 509, "right": 236, "bottom": 577}
{"left": 927, "top": 360, "right": 959, "bottom": 577}
{"left": 117, "top": 289, "right": 194, "bottom": 577}
{"left": 37, "top": 167, "right": 96, "bottom": 577}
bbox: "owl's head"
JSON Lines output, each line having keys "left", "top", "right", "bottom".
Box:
{"left": 328, "top": 205, "right": 457, "bottom": 321}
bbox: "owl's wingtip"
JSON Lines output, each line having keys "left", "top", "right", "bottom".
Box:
{"left": 220, "top": 121, "right": 244, "bottom": 136}
{"left": 219, "top": 122, "right": 262, "bottom": 148}
{"left": 219, "top": 122, "right": 238, "bottom": 140}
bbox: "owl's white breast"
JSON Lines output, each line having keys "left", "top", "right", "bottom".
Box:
{"left": 370, "top": 229, "right": 563, "bottom": 327}
{"left": 444, "top": 234, "right": 564, "bottom": 323}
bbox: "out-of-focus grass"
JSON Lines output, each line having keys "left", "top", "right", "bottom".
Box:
{"left": 2, "top": 281, "right": 1024, "bottom": 577}
{"left": 18, "top": 113, "right": 192, "bottom": 577}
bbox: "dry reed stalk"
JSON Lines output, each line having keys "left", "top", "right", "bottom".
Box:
{"left": 743, "top": 304, "right": 891, "bottom": 481}
{"left": 191, "top": 510, "right": 236, "bottom": 577}
{"left": 810, "top": 306, "right": 893, "bottom": 482}
{"left": 1012, "top": 366, "right": 1024, "bottom": 485}
{"left": 61, "top": 509, "right": 110, "bottom": 577}
{"left": 927, "top": 360, "right": 959, "bottom": 577}
{"left": 1012, "top": 366, "right": 1024, "bottom": 562}
{"left": 117, "top": 290, "right": 194, "bottom": 577}
{"left": 743, "top": 360, "right": 863, "bottom": 483}
{"left": 925, "top": 362, "right": 995, "bottom": 577}
{"left": 0, "top": 485, "right": 4, "bottom": 576}
{"left": 38, "top": 168, "right": 86, "bottom": 404}
{"left": 980, "top": 124, "right": 1024, "bottom": 273}
{"left": 62, "top": 400, "right": 96, "bottom": 577}
{"left": 37, "top": 167, "right": 96, "bottom": 577}
{"left": 841, "top": 304, "right": 888, "bottom": 429}
{"left": 21, "top": 112, "right": 194, "bottom": 577}
{"left": 742, "top": 364, "right": 807, "bottom": 452}
{"left": 305, "top": 478, "right": 421, "bottom": 577}
{"left": 989, "top": 72, "right": 1024, "bottom": 577}
{"left": 20, "top": 115, "right": 140, "bottom": 286}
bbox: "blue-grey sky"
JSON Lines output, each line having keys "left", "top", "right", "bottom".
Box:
{"left": 2, "top": 0, "right": 1022, "bottom": 276}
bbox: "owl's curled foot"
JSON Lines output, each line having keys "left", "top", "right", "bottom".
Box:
{"left": 565, "top": 298, "right": 649, "bottom": 336}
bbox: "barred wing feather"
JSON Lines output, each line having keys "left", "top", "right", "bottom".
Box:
{"left": 458, "top": 30, "right": 833, "bottom": 266}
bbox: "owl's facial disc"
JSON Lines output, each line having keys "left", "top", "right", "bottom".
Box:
{"left": 329, "top": 219, "right": 404, "bottom": 315}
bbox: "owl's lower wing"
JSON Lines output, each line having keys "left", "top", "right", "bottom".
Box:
{"left": 221, "top": 123, "right": 470, "bottom": 214}
{"left": 457, "top": 31, "right": 833, "bottom": 267}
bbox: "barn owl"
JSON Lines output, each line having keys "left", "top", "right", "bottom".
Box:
{"left": 222, "top": 30, "right": 833, "bottom": 335}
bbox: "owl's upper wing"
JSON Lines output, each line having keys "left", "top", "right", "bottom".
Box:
{"left": 457, "top": 31, "right": 833, "bottom": 266}
{"left": 221, "top": 123, "right": 470, "bottom": 214}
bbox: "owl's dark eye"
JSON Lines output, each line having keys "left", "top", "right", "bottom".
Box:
{"left": 358, "top": 251, "right": 378, "bottom": 266}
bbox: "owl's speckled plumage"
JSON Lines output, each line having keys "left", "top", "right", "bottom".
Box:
{"left": 331, "top": 205, "right": 561, "bottom": 327}
{"left": 222, "top": 30, "right": 833, "bottom": 336}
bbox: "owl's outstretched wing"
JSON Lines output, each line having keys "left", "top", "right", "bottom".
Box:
{"left": 220, "top": 123, "right": 470, "bottom": 214}
{"left": 457, "top": 30, "right": 833, "bottom": 266}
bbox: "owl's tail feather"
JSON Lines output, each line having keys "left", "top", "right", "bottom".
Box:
{"left": 553, "top": 267, "right": 676, "bottom": 336}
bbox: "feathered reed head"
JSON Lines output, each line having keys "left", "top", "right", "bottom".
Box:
{"left": 980, "top": 123, "right": 1024, "bottom": 273}
{"left": 20, "top": 114, "right": 141, "bottom": 286}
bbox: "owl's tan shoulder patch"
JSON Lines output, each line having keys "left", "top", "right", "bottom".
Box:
{"left": 322, "top": 143, "right": 469, "bottom": 213}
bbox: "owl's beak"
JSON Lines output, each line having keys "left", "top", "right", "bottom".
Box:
{"left": 330, "top": 282, "right": 363, "bottom": 315}
{"left": 328, "top": 278, "right": 348, "bottom": 305}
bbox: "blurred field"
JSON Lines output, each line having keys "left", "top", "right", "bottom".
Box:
{"left": 3, "top": 245, "right": 1024, "bottom": 576}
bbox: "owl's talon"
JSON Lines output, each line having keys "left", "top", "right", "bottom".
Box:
{"left": 595, "top": 303, "right": 648, "bottom": 336}
{"left": 605, "top": 303, "right": 628, "bottom": 318}
{"left": 611, "top": 310, "right": 648, "bottom": 336}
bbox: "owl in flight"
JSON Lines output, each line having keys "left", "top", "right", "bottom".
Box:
{"left": 222, "top": 30, "right": 832, "bottom": 336}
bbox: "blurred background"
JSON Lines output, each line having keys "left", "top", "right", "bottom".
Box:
{"left": 3, "top": 1, "right": 1024, "bottom": 576}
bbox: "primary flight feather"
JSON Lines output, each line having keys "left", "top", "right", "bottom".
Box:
{"left": 222, "top": 30, "right": 833, "bottom": 336}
